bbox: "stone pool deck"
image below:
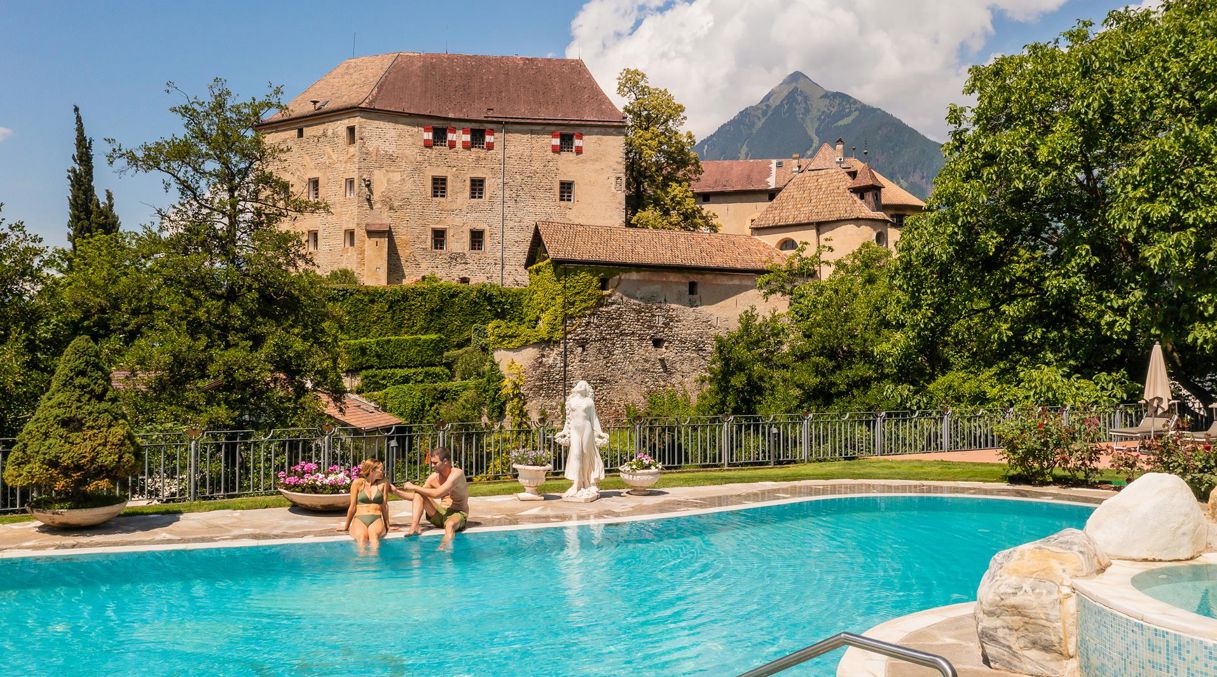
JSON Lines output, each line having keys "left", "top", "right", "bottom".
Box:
{"left": 0, "top": 479, "right": 1112, "bottom": 556}
{"left": 839, "top": 602, "right": 1019, "bottom": 677}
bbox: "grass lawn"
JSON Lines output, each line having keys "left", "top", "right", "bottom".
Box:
{"left": 0, "top": 458, "right": 1115, "bottom": 525}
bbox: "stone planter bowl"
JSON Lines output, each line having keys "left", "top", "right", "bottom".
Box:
{"left": 29, "top": 499, "right": 128, "bottom": 529}
{"left": 278, "top": 488, "right": 351, "bottom": 512}
{"left": 513, "top": 464, "right": 552, "bottom": 501}
{"left": 619, "top": 467, "right": 662, "bottom": 495}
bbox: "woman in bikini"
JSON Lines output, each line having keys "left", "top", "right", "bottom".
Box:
{"left": 337, "top": 459, "right": 390, "bottom": 552}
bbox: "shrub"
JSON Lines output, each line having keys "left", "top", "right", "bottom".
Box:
{"left": 487, "top": 260, "right": 604, "bottom": 349}
{"left": 374, "top": 381, "right": 476, "bottom": 424}
{"left": 355, "top": 367, "right": 451, "bottom": 393}
{"left": 2, "top": 336, "right": 139, "bottom": 505}
{"left": 1139, "top": 433, "right": 1217, "bottom": 498}
{"left": 340, "top": 335, "right": 446, "bottom": 371}
{"left": 994, "top": 407, "right": 1105, "bottom": 485}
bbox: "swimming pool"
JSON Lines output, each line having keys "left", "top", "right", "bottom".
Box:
{"left": 1132, "top": 563, "right": 1217, "bottom": 619}
{"left": 0, "top": 495, "right": 1090, "bottom": 676}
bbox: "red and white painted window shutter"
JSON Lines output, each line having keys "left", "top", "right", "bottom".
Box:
{"left": 485, "top": 129, "right": 495, "bottom": 151}
{"left": 574, "top": 132, "right": 584, "bottom": 155}
{"left": 461, "top": 128, "right": 472, "bottom": 150}
{"left": 447, "top": 126, "right": 457, "bottom": 149}
{"left": 423, "top": 125, "right": 433, "bottom": 148}
{"left": 551, "top": 131, "right": 561, "bottom": 153}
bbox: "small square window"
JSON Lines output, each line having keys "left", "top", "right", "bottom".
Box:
{"left": 344, "top": 229, "right": 355, "bottom": 248}
{"left": 688, "top": 281, "right": 699, "bottom": 296}
{"left": 470, "top": 128, "right": 486, "bottom": 149}
{"left": 431, "top": 229, "right": 446, "bottom": 251}
{"left": 599, "top": 277, "right": 609, "bottom": 291}
{"left": 296, "top": 128, "right": 304, "bottom": 139}
{"left": 346, "top": 125, "right": 356, "bottom": 145}
{"left": 458, "top": 276, "right": 470, "bottom": 284}
{"left": 307, "top": 230, "right": 318, "bottom": 251}
{"left": 431, "top": 176, "right": 447, "bottom": 198}
{"left": 559, "top": 181, "right": 574, "bottom": 203}
{"left": 469, "top": 229, "right": 485, "bottom": 252}
{"left": 432, "top": 127, "right": 448, "bottom": 147}
{"left": 559, "top": 133, "right": 575, "bottom": 153}
{"left": 469, "top": 177, "right": 485, "bottom": 200}
{"left": 307, "top": 178, "right": 319, "bottom": 200}
{"left": 767, "top": 192, "right": 776, "bottom": 201}
{"left": 345, "top": 178, "right": 355, "bottom": 198}
{"left": 700, "top": 194, "right": 710, "bottom": 203}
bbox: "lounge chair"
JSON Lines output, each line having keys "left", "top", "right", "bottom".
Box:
{"left": 1180, "top": 419, "right": 1217, "bottom": 443}
{"left": 1110, "top": 415, "right": 1175, "bottom": 450}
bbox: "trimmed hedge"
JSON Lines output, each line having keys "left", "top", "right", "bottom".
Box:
{"left": 373, "top": 381, "right": 477, "bottom": 424}
{"left": 355, "top": 366, "right": 451, "bottom": 393}
{"left": 340, "top": 335, "right": 446, "bottom": 371}
{"left": 329, "top": 279, "right": 527, "bottom": 343}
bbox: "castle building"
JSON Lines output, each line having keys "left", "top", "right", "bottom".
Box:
{"left": 693, "top": 139, "right": 925, "bottom": 274}
{"left": 256, "top": 52, "right": 627, "bottom": 286}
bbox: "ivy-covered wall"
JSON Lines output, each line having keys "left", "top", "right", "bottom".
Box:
{"left": 329, "top": 279, "right": 526, "bottom": 345}
{"left": 487, "top": 260, "right": 607, "bottom": 349}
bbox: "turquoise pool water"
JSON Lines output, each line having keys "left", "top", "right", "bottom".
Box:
{"left": 0, "top": 495, "right": 1090, "bottom": 676}
{"left": 1132, "top": 564, "right": 1217, "bottom": 619}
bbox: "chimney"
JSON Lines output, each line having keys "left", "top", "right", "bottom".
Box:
{"left": 791, "top": 153, "right": 801, "bottom": 172}
{"left": 835, "top": 138, "right": 845, "bottom": 165}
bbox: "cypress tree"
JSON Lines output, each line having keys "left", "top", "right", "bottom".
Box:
{"left": 2, "top": 336, "right": 139, "bottom": 504}
{"left": 66, "top": 106, "right": 119, "bottom": 249}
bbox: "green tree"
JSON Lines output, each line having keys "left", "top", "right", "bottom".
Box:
{"left": 0, "top": 204, "right": 56, "bottom": 436}
{"left": 94, "top": 79, "right": 342, "bottom": 428}
{"left": 894, "top": 0, "right": 1214, "bottom": 404}
{"left": 617, "top": 68, "right": 717, "bottom": 232}
{"left": 699, "top": 309, "right": 788, "bottom": 415}
{"left": 2, "top": 336, "right": 139, "bottom": 503}
{"left": 66, "top": 106, "right": 120, "bottom": 249}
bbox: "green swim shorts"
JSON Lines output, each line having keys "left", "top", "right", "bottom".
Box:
{"left": 427, "top": 503, "right": 468, "bottom": 531}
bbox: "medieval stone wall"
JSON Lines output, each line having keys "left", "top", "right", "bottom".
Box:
{"left": 495, "top": 269, "right": 785, "bottom": 420}
{"left": 264, "top": 112, "right": 625, "bottom": 287}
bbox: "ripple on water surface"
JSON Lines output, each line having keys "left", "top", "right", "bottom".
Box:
{"left": 0, "top": 495, "right": 1091, "bottom": 676}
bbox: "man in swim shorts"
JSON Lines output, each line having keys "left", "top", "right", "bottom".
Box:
{"left": 392, "top": 447, "right": 469, "bottom": 550}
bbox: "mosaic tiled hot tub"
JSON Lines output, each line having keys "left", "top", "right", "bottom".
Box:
{"left": 1076, "top": 558, "right": 1217, "bottom": 677}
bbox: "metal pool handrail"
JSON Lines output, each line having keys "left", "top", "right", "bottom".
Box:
{"left": 737, "top": 631, "right": 957, "bottom": 677}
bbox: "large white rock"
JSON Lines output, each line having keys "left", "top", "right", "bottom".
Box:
{"left": 975, "top": 528, "right": 1109, "bottom": 677}
{"left": 1084, "top": 472, "right": 1206, "bottom": 561}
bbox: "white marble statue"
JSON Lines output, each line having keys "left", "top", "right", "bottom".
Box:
{"left": 554, "top": 380, "right": 608, "bottom": 502}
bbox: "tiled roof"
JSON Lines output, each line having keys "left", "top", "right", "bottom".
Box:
{"left": 263, "top": 53, "right": 624, "bottom": 127}
{"left": 752, "top": 167, "right": 891, "bottom": 229}
{"left": 528, "top": 222, "right": 782, "bottom": 273}
{"left": 849, "top": 164, "right": 883, "bottom": 190}
{"left": 322, "top": 393, "right": 402, "bottom": 430}
{"left": 805, "top": 143, "right": 925, "bottom": 208}
{"left": 693, "top": 160, "right": 797, "bottom": 193}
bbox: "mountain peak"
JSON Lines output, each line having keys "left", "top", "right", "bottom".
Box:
{"left": 694, "top": 73, "right": 944, "bottom": 199}
{"left": 764, "top": 71, "right": 826, "bottom": 104}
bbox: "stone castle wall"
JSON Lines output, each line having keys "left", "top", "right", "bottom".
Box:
{"left": 495, "top": 269, "right": 785, "bottom": 419}
{"left": 264, "top": 112, "right": 625, "bottom": 286}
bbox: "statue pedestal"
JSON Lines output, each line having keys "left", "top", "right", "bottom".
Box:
{"left": 562, "top": 486, "right": 601, "bottom": 503}
{"left": 516, "top": 492, "right": 545, "bottom": 502}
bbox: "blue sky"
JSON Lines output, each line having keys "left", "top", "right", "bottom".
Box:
{"left": 0, "top": 0, "right": 1129, "bottom": 246}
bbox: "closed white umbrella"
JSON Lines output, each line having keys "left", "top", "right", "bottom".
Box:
{"left": 1143, "top": 342, "right": 1172, "bottom": 417}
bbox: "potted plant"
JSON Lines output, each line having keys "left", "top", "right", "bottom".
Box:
{"left": 619, "top": 453, "right": 663, "bottom": 495}
{"left": 3, "top": 336, "right": 140, "bottom": 528}
{"left": 278, "top": 462, "right": 359, "bottom": 511}
{"left": 511, "top": 448, "right": 552, "bottom": 501}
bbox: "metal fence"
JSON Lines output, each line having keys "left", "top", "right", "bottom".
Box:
{"left": 0, "top": 404, "right": 1151, "bottom": 513}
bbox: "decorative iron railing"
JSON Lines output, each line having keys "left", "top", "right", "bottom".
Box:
{"left": 0, "top": 404, "right": 1150, "bottom": 513}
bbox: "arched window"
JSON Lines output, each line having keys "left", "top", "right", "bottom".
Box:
{"left": 874, "top": 231, "right": 887, "bottom": 247}
{"left": 778, "top": 239, "right": 798, "bottom": 251}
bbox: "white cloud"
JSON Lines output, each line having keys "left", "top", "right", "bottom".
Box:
{"left": 0, "top": 127, "right": 12, "bottom": 143}
{"left": 566, "top": 0, "right": 1067, "bottom": 142}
